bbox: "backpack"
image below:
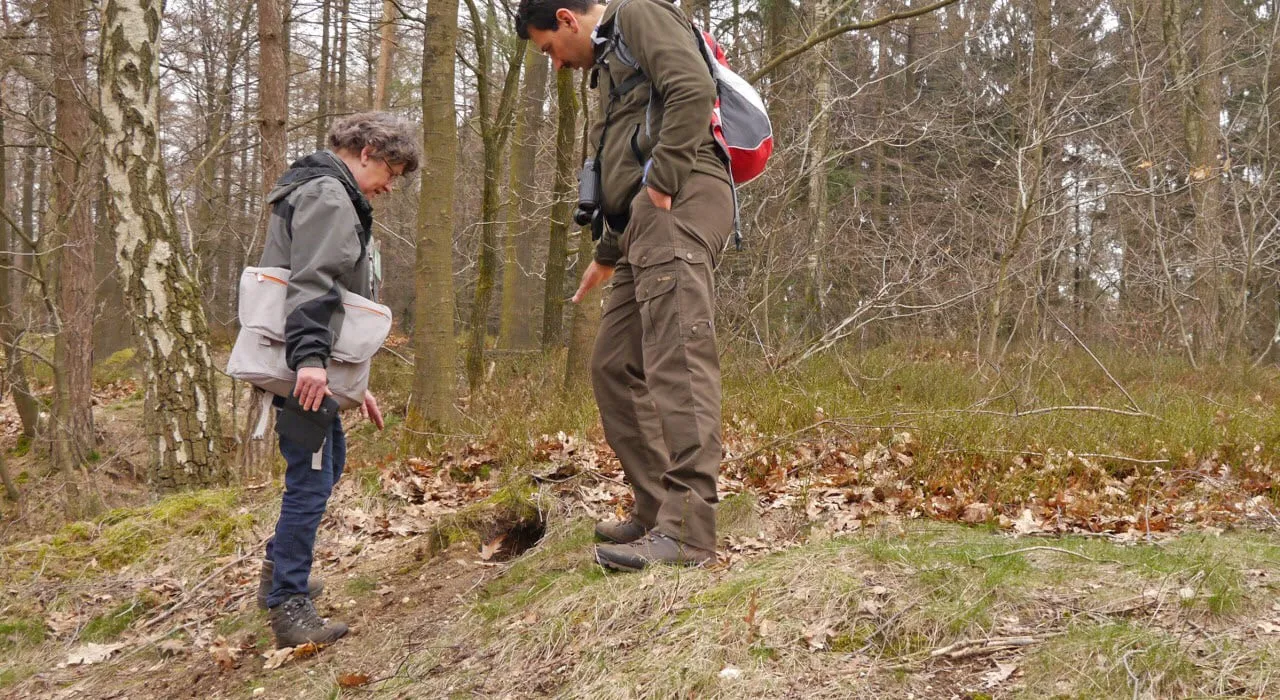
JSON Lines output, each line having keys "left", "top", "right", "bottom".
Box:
{"left": 600, "top": 2, "right": 774, "bottom": 186}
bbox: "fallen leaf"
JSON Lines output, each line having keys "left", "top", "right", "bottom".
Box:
{"left": 479, "top": 534, "right": 506, "bottom": 561}
{"left": 1257, "top": 621, "right": 1280, "bottom": 635}
{"left": 293, "top": 642, "right": 321, "bottom": 659}
{"left": 61, "top": 642, "right": 124, "bottom": 667}
{"left": 803, "top": 619, "right": 832, "bottom": 650}
{"left": 210, "top": 635, "right": 239, "bottom": 671}
{"left": 981, "top": 662, "right": 1018, "bottom": 688}
{"left": 338, "top": 673, "right": 372, "bottom": 688}
{"left": 156, "top": 638, "right": 188, "bottom": 657}
{"left": 262, "top": 647, "right": 294, "bottom": 670}
{"left": 961, "top": 502, "right": 992, "bottom": 524}
{"left": 1012, "top": 508, "right": 1043, "bottom": 535}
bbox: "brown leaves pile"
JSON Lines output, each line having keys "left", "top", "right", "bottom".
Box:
{"left": 352, "top": 423, "right": 1277, "bottom": 562}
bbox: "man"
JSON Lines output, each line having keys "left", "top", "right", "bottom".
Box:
{"left": 257, "top": 112, "right": 420, "bottom": 646}
{"left": 516, "top": 0, "right": 734, "bottom": 571}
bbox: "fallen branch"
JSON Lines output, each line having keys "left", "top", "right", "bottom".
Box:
{"left": 974, "top": 546, "right": 1114, "bottom": 564}
{"left": 930, "top": 632, "right": 1061, "bottom": 660}
{"left": 142, "top": 552, "right": 254, "bottom": 629}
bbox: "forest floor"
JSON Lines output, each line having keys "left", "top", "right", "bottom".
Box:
{"left": 2, "top": 342, "right": 1280, "bottom": 699}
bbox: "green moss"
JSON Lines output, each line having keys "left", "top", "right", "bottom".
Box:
{"left": 81, "top": 595, "right": 158, "bottom": 642}
{"left": 35, "top": 489, "right": 254, "bottom": 575}
{"left": 346, "top": 575, "right": 379, "bottom": 596}
{"left": 0, "top": 617, "right": 46, "bottom": 650}
{"left": 1020, "top": 623, "right": 1200, "bottom": 698}
{"left": 93, "top": 348, "right": 138, "bottom": 386}
{"left": 10, "top": 435, "right": 31, "bottom": 458}
{"left": 0, "top": 664, "right": 34, "bottom": 689}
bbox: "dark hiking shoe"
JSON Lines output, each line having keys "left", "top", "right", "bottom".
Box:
{"left": 269, "top": 594, "right": 348, "bottom": 648}
{"left": 257, "top": 559, "right": 326, "bottom": 610}
{"left": 594, "top": 532, "right": 715, "bottom": 572}
{"left": 594, "top": 518, "right": 650, "bottom": 545}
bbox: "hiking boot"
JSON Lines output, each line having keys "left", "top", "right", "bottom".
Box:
{"left": 268, "top": 594, "right": 348, "bottom": 648}
{"left": 257, "top": 559, "right": 326, "bottom": 610}
{"left": 594, "top": 532, "right": 715, "bottom": 572}
{"left": 594, "top": 518, "right": 650, "bottom": 545}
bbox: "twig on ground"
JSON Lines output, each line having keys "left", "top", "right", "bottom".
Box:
{"left": 142, "top": 552, "right": 254, "bottom": 629}
{"left": 974, "top": 546, "right": 1119, "bottom": 564}
{"left": 929, "top": 632, "right": 1061, "bottom": 660}
{"left": 1050, "top": 310, "right": 1143, "bottom": 414}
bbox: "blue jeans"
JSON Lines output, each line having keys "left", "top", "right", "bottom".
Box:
{"left": 264, "top": 412, "right": 345, "bottom": 608}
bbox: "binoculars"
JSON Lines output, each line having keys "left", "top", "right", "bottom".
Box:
{"left": 575, "top": 158, "right": 601, "bottom": 228}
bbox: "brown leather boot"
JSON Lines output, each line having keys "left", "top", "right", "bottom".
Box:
{"left": 594, "top": 532, "right": 715, "bottom": 572}
{"left": 269, "top": 594, "right": 348, "bottom": 648}
{"left": 257, "top": 559, "right": 326, "bottom": 610}
{"left": 593, "top": 518, "right": 650, "bottom": 544}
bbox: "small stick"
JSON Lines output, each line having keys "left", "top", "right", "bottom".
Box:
{"left": 974, "top": 546, "right": 1117, "bottom": 564}
{"left": 142, "top": 552, "right": 255, "bottom": 628}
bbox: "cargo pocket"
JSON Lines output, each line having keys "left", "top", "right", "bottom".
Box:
{"left": 632, "top": 246, "right": 679, "bottom": 348}
{"left": 672, "top": 247, "right": 713, "bottom": 342}
{"left": 632, "top": 243, "right": 715, "bottom": 348}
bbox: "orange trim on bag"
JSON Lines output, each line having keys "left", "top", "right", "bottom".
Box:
{"left": 256, "top": 273, "right": 288, "bottom": 286}
{"left": 343, "top": 302, "right": 390, "bottom": 319}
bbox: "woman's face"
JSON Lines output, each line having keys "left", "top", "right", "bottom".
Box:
{"left": 353, "top": 146, "right": 406, "bottom": 198}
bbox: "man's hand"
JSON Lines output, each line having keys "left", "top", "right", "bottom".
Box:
{"left": 572, "top": 260, "right": 616, "bottom": 303}
{"left": 361, "top": 390, "right": 384, "bottom": 430}
{"left": 293, "top": 366, "right": 333, "bottom": 411}
{"left": 646, "top": 186, "right": 672, "bottom": 210}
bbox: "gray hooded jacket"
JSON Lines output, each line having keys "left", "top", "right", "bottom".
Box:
{"left": 259, "top": 150, "right": 376, "bottom": 371}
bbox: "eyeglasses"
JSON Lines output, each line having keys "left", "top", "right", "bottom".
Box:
{"left": 377, "top": 158, "right": 405, "bottom": 182}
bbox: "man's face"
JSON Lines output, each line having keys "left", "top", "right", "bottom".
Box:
{"left": 528, "top": 9, "right": 597, "bottom": 70}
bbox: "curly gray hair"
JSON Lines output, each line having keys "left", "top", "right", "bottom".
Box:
{"left": 327, "top": 112, "right": 421, "bottom": 175}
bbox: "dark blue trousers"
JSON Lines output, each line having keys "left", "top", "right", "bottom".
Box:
{"left": 264, "top": 413, "right": 345, "bottom": 608}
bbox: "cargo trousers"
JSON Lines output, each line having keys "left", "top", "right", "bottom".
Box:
{"left": 590, "top": 172, "right": 734, "bottom": 553}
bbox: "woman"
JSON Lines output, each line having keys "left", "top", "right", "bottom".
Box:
{"left": 256, "top": 112, "right": 419, "bottom": 647}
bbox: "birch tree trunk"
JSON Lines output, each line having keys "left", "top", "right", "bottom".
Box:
{"left": 100, "top": 0, "right": 227, "bottom": 488}
{"left": 803, "top": 0, "right": 832, "bottom": 328}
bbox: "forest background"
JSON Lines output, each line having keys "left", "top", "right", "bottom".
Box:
{"left": 3, "top": 0, "right": 1280, "bottom": 697}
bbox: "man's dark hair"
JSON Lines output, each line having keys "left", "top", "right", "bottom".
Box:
{"left": 515, "top": 0, "right": 598, "bottom": 39}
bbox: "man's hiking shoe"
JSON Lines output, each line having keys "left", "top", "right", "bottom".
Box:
{"left": 594, "top": 518, "right": 650, "bottom": 544}
{"left": 594, "top": 532, "right": 715, "bottom": 572}
{"left": 269, "top": 594, "right": 348, "bottom": 648}
{"left": 257, "top": 559, "right": 326, "bottom": 610}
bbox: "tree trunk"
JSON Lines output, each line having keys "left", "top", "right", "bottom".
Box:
{"left": 49, "top": 0, "right": 96, "bottom": 504}
{"left": 463, "top": 0, "right": 526, "bottom": 390}
{"left": 542, "top": 70, "right": 578, "bottom": 350}
{"left": 803, "top": 0, "right": 832, "bottom": 329}
{"left": 499, "top": 47, "right": 549, "bottom": 350}
{"left": 11, "top": 130, "right": 39, "bottom": 438}
{"left": 564, "top": 76, "right": 600, "bottom": 391}
{"left": 564, "top": 226, "right": 602, "bottom": 392}
{"left": 315, "top": 0, "right": 332, "bottom": 149}
{"left": 405, "top": 0, "right": 460, "bottom": 441}
{"left": 1189, "top": 0, "right": 1226, "bottom": 358}
{"left": 337, "top": 0, "right": 349, "bottom": 112}
{"left": 0, "top": 112, "right": 28, "bottom": 499}
{"left": 259, "top": 0, "right": 288, "bottom": 212}
{"left": 373, "top": 0, "right": 396, "bottom": 109}
{"left": 100, "top": 0, "right": 227, "bottom": 488}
